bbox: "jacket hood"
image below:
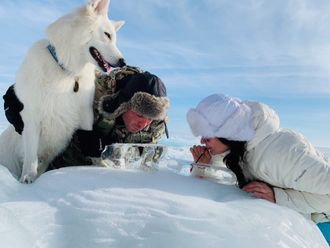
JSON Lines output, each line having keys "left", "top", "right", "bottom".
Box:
{"left": 245, "top": 101, "right": 280, "bottom": 151}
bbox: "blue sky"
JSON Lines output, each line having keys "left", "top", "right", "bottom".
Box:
{"left": 0, "top": 0, "right": 329, "bottom": 147}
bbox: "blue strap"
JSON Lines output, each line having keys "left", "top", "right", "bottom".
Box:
{"left": 47, "top": 44, "right": 65, "bottom": 70}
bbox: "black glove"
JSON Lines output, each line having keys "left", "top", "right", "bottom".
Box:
{"left": 74, "top": 129, "right": 104, "bottom": 157}
{"left": 3, "top": 85, "right": 24, "bottom": 135}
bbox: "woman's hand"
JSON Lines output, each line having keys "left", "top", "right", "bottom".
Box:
{"left": 242, "top": 181, "right": 275, "bottom": 203}
{"left": 190, "top": 145, "right": 211, "bottom": 164}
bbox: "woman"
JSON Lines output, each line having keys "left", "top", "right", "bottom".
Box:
{"left": 187, "top": 94, "right": 330, "bottom": 244}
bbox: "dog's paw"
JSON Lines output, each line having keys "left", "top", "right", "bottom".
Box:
{"left": 19, "top": 172, "right": 37, "bottom": 184}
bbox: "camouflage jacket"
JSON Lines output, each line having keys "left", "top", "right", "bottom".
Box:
{"left": 49, "top": 66, "right": 168, "bottom": 169}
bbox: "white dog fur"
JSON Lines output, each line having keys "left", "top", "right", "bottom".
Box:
{"left": 0, "top": 0, "right": 125, "bottom": 183}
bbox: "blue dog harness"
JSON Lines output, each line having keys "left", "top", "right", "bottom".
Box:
{"left": 47, "top": 44, "right": 66, "bottom": 70}
{"left": 47, "top": 43, "right": 79, "bottom": 92}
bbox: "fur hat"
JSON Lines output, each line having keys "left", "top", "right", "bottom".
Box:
{"left": 99, "top": 71, "right": 169, "bottom": 120}
{"left": 186, "top": 94, "right": 255, "bottom": 141}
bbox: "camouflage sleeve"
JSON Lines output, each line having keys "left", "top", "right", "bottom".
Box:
{"left": 47, "top": 135, "right": 93, "bottom": 171}
{"left": 93, "top": 66, "right": 145, "bottom": 122}
{"left": 149, "top": 119, "right": 167, "bottom": 144}
{"left": 94, "top": 66, "right": 144, "bottom": 102}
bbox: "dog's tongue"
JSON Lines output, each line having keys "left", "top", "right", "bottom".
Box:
{"left": 104, "top": 62, "right": 111, "bottom": 75}
{"left": 89, "top": 47, "right": 112, "bottom": 75}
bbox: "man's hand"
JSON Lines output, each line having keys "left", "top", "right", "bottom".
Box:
{"left": 242, "top": 181, "right": 275, "bottom": 203}
{"left": 190, "top": 145, "right": 211, "bottom": 164}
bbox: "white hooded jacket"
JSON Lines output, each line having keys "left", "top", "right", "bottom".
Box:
{"left": 243, "top": 101, "right": 330, "bottom": 223}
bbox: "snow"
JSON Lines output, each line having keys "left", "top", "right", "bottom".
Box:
{"left": 0, "top": 145, "right": 328, "bottom": 248}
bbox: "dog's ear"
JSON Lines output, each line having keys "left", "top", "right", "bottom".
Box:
{"left": 112, "top": 20, "right": 125, "bottom": 31}
{"left": 87, "top": 0, "right": 110, "bottom": 16}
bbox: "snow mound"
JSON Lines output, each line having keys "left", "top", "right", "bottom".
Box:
{"left": 0, "top": 161, "right": 327, "bottom": 248}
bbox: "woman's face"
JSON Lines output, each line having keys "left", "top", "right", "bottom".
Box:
{"left": 200, "top": 137, "right": 230, "bottom": 155}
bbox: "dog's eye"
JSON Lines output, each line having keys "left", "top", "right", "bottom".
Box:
{"left": 104, "top": 32, "right": 111, "bottom": 40}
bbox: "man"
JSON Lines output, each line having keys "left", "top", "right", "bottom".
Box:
{"left": 3, "top": 66, "right": 170, "bottom": 170}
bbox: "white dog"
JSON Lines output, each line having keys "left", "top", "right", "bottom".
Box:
{"left": 0, "top": 0, "right": 125, "bottom": 183}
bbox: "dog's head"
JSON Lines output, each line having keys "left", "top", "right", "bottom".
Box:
{"left": 47, "top": 0, "right": 126, "bottom": 73}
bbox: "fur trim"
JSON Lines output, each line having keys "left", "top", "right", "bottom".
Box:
{"left": 129, "top": 92, "right": 169, "bottom": 120}
{"left": 98, "top": 92, "right": 169, "bottom": 120}
{"left": 186, "top": 94, "right": 255, "bottom": 141}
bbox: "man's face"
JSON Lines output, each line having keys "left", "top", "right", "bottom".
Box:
{"left": 122, "top": 109, "right": 153, "bottom": 133}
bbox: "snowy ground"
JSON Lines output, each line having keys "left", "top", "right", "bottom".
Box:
{"left": 0, "top": 145, "right": 328, "bottom": 248}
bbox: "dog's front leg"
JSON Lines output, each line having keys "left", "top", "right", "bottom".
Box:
{"left": 20, "top": 113, "right": 40, "bottom": 183}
